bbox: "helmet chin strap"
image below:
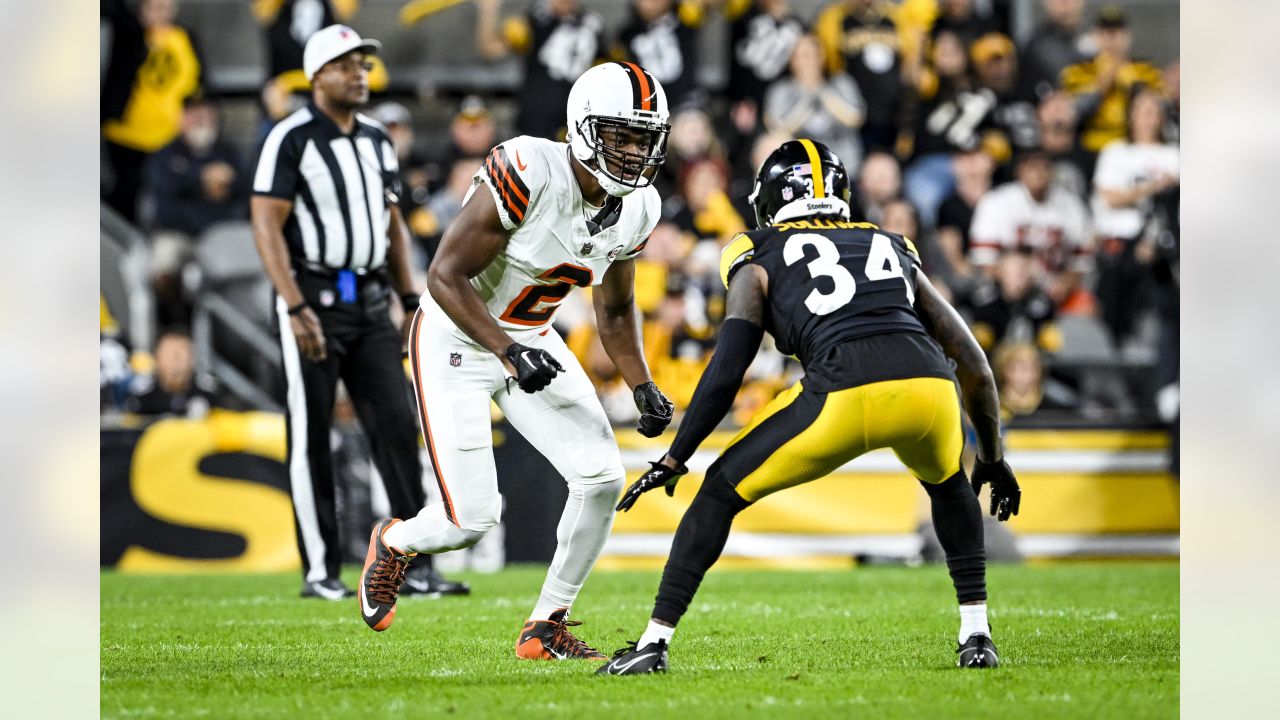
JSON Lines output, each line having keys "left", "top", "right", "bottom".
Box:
{"left": 771, "top": 197, "right": 851, "bottom": 224}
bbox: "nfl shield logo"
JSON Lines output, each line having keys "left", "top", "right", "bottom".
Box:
{"left": 580, "top": 241, "right": 594, "bottom": 255}
{"left": 781, "top": 186, "right": 794, "bottom": 201}
{"left": 449, "top": 352, "right": 462, "bottom": 367}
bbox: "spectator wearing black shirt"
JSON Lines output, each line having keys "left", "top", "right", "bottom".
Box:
{"left": 1018, "top": 0, "right": 1093, "bottom": 101}
{"left": 815, "top": 0, "right": 904, "bottom": 153}
{"left": 477, "top": 0, "right": 604, "bottom": 140}
{"left": 145, "top": 99, "right": 245, "bottom": 239}
{"left": 1036, "top": 90, "right": 1089, "bottom": 200}
{"left": 935, "top": 148, "right": 994, "bottom": 295}
{"left": 144, "top": 98, "right": 246, "bottom": 325}
{"left": 615, "top": 0, "right": 704, "bottom": 109}
{"left": 124, "top": 329, "right": 218, "bottom": 418}
{"left": 929, "top": 0, "right": 998, "bottom": 48}
{"left": 972, "top": 32, "right": 1039, "bottom": 159}
{"left": 901, "top": 28, "right": 980, "bottom": 228}
{"left": 723, "top": 0, "right": 805, "bottom": 137}
{"left": 965, "top": 250, "right": 1061, "bottom": 355}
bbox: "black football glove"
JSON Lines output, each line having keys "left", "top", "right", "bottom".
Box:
{"left": 616, "top": 459, "right": 688, "bottom": 512}
{"left": 633, "top": 382, "right": 674, "bottom": 438}
{"left": 505, "top": 343, "right": 564, "bottom": 393}
{"left": 971, "top": 457, "right": 1022, "bottom": 522}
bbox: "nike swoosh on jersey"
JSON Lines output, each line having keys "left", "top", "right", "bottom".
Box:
{"left": 515, "top": 150, "right": 527, "bottom": 171}
{"left": 609, "top": 652, "right": 658, "bottom": 674}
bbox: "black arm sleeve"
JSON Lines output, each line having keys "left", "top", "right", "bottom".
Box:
{"left": 667, "top": 318, "right": 765, "bottom": 463}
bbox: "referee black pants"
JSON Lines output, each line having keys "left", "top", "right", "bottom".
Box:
{"left": 274, "top": 270, "right": 427, "bottom": 582}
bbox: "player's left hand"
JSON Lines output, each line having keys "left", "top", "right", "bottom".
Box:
{"left": 971, "top": 457, "right": 1021, "bottom": 522}
{"left": 616, "top": 458, "right": 688, "bottom": 512}
{"left": 633, "top": 382, "right": 674, "bottom": 437}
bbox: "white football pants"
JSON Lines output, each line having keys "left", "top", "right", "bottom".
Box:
{"left": 386, "top": 300, "right": 624, "bottom": 615}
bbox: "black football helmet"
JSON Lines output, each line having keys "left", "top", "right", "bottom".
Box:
{"left": 748, "top": 139, "right": 852, "bottom": 228}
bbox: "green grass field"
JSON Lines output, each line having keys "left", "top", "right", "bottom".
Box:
{"left": 101, "top": 562, "right": 1178, "bottom": 719}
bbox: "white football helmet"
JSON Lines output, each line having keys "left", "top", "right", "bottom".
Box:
{"left": 566, "top": 62, "right": 671, "bottom": 197}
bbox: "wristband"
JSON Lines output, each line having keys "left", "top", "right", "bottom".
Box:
{"left": 286, "top": 301, "right": 310, "bottom": 316}
{"left": 400, "top": 293, "right": 420, "bottom": 313}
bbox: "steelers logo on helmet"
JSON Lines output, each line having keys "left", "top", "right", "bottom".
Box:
{"left": 748, "top": 139, "right": 852, "bottom": 228}
{"left": 566, "top": 62, "right": 671, "bottom": 197}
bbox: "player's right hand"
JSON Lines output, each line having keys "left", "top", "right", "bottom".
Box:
{"left": 616, "top": 458, "right": 688, "bottom": 512}
{"left": 971, "top": 457, "right": 1021, "bottom": 522}
{"left": 290, "top": 307, "right": 328, "bottom": 362}
{"left": 505, "top": 343, "right": 563, "bottom": 393}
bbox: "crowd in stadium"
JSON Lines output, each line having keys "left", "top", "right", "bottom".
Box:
{"left": 100, "top": 0, "right": 1180, "bottom": 432}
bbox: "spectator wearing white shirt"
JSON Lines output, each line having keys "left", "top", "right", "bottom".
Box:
{"left": 969, "top": 147, "right": 1092, "bottom": 311}
{"left": 1090, "top": 88, "right": 1178, "bottom": 344}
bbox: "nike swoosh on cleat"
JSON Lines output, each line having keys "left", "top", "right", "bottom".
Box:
{"left": 360, "top": 586, "right": 378, "bottom": 617}
{"left": 609, "top": 652, "right": 657, "bottom": 674}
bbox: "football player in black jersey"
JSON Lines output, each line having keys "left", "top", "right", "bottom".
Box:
{"left": 600, "top": 139, "right": 1020, "bottom": 675}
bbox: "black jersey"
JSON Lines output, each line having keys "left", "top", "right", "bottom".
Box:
{"left": 721, "top": 218, "right": 954, "bottom": 391}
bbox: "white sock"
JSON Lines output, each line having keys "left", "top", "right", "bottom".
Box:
{"left": 958, "top": 603, "right": 990, "bottom": 643}
{"left": 638, "top": 620, "right": 675, "bottom": 649}
{"left": 528, "top": 481, "right": 618, "bottom": 621}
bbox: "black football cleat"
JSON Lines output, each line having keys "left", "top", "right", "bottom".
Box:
{"left": 300, "top": 577, "right": 354, "bottom": 600}
{"left": 957, "top": 633, "right": 999, "bottom": 668}
{"left": 515, "top": 608, "right": 607, "bottom": 660}
{"left": 596, "top": 639, "right": 669, "bottom": 675}
{"left": 357, "top": 518, "right": 412, "bottom": 632}
{"left": 402, "top": 563, "right": 471, "bottom": 597}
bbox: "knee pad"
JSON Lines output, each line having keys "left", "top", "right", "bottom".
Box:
{"left": 455, "top": 492, "right": 503, "bottom": 535}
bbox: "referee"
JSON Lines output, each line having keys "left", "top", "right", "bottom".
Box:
{"left": 250, "top": 25, "right": 466, "bottom": 600}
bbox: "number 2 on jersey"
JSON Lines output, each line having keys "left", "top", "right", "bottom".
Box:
{"left": 499, "top": 263, "right": 593, "bottom": 326}
{"left": 783, "top": 233, "right": 913, "bottom": 315}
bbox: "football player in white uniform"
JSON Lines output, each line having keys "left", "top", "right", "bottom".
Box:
{"left": 357, "top": 62, "right": 675, "bottom": 660}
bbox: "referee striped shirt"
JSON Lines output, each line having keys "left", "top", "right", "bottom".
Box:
{"left": 252, "top": 102, "right": 400, "bottom": 271}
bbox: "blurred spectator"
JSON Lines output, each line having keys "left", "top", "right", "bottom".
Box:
{"left": 143, "top": 98, "right": 246, "bottom": 325}
{"left": 124, "top": 328, "right": 218, "bottom": 418}
{"left": 370, "top": 101, "right": 432, "bottom": 231}
{"left": 615, "top": 0, "right": 705, "bottom": 109}
{"left": 254, "top": 1, "right": 388, "bottom": 127}
{"left": 855, "top": 151, "right": 902, "bottom": 225}
{"left": 100, "top": 297, "right": 133, "bottom": 412}
{"left": 1091, "top": 88, "right": 1178, "bottom": 346}
{"left": 415, "top": 155, "right": 486, "bottom": 267}
{"left": 929, "top": 0, "right": 997, "bottom": 47}
{"left": 476, "top": 0, "right": 604, "bottom": 140}
{"left": 723, "top": 0, "right": 805, "bottom": 136}
{"left": 992, "top": 341, "right": 1076, "bottom": 422}
{"left": 815, "top": 0, "right": 906, "bottom": 153}
{"left": 102, "top": 0, "right": 203, "bottom": 222}
{"left": 969, "top": 148, "right": 1092, "bottom": 310}
{"left": 965, "top": 250, "right": 1061, "bottom": 354}
{"left": 763, "top": 34, "right": 866, "bottom": 175}
{"left": 935, "top": 148, "right": 994, "bottom": 293}
{"left": 1036, "top": 91, "right": 1089, "bottom": 199}
{"left": 1060, "top": 7, "right": 1163, "bottom": 154}
{"left": 674, "top": 158, "right": 748, "bottom": 243}
{"left": 145, "top": 98, "right": 245, "bottom": 238}
{"left": 902, "top": 28, "right": 980, "bottom": 227}
{"left": 1018, "top": 0, "right": 1093, "bottom": 101}
{"left": 1161, "top": 59, "right": 1179, "bottom": 143}
{"left": 972, "top": 33, "right": 1038, "bottom": 157}
{"left": 658, "top": 106, "right": 726, "bottom": 197}
{"left": 880, "top": 197, "right": 919, "bottom": 239}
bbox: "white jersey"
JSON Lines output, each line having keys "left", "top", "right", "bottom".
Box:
{"left": 430, "top": 136, "right": 659, "bottom": 336}
{"left": 969, "top": 181, "right": 1092, "bottom": 275}
{"left": 1091, "top": 141, "right": 1179, "bottom": 240}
